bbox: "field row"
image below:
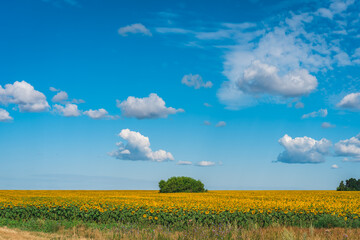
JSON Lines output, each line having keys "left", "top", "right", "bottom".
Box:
{"left": 0, "top": 190, "right": 359, "bottom": 228}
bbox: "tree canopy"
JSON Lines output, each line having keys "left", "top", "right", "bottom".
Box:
{"left": 336, "top": 178, "right": 360, "bottom": 191}
{"left": 159, "top": 176, "right": 207, "bottom": 193}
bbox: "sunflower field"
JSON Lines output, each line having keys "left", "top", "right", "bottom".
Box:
{"left": 0, "top": 190, "right": 359, "bottom": 228}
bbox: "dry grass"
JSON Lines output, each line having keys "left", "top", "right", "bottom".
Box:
{"left": 1, "top": 225, "right": 360, "bottom": 240}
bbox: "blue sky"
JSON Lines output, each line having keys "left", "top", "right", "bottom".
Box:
{"left": 1, "top": 0, "right": 360, "bottom": 190}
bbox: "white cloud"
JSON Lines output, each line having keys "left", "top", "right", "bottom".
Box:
{"left": 0, "top": 108, "right": 12, "bottom": 122}
{"left": 316, "top": 0, "right": 354, "bottom": 19}
{"left": 216, "top": 121, "right": 226, "bottom": 127}
{"left": 353, "top": 48, "right": 360, "bottom": 64}
{"left": 83, "top": 108, "right": 110, "bottom": 119}
{"left": 52, "top": 91, "right": 68, "bottom": 102}
{"left": 117, "top": 93, "right": 184, "bottom": 119}
{"left": 53, "top": 103, "right": 81, "bottom": 117}
{"left": 196, "top": 161, "right": 216, "bottom": 167}
{"left": 218, "top": 21, "right": 325, "bottom": 108}
{"left": 177, "top": 161, "right": 192, "bottom": 165}
{"left": 181, "top": 74, "right": 213, "bottom": 89}
{"left": 329, "top": 0, "right": 355, "bottom": 15}
{"left": 153, "top": 1, "right": 355, "bottom": 109}
{"left": 321, "top": 122, "right": 336, "bottom": 128}
{"left": 118, "top": 23, "right": 152, "bottom": 36}
{"left": 302, "top": 109, "right": 328, "bottom": 119}
{"left": 155, "top": 27, "right": 192, "bottom": 34}
{"left": 337, "top": 93, "right": 360, "bottom": 110}
{"left": 334, "top": 52, "right": 352, "bottom": 66}
{"left": 0, "top": 81, "right": 49, "bottom": 112}
{"left": 316, "top": 8, "right": 334, "bottom": 19}
{"left": 238, "top": 60, "right": 318, "bottom": 97}
{"left": 217, "top": 82, "right": 255, "bottom": 110}
{"left": 343, "top": 157, "right": 360, "bottom": 162}
{"left": 334, "top": 134, "right": 360, "bottom": 161}
{"left": 72, "top": 99, "right": 85, "bottom": 104}
{"left": 353, "top": 48, "right": 360, "bottom": 58}
{"left": 154, "top": 1, "right": 358, "bottom": 110}
{"left": 49, "top": 87, "right": 59, "bottom": 92}
{"left": 109, "top": 129, "right": 174, "bottom": 162}
{"left": 277, "top": 134, "right": 332, "bottom": 164}
{"left": 295, "top": 102, "right": 304, "bottom": 109}
{"left": 204, "top": 120, "right": 211, "bottom": 126}
{"left": 331, "top": 164, "right": 339, "bottom": 169}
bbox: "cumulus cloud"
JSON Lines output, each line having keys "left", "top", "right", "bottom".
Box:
{"left": 203, "top": 120, "right": 211, "bottom": 126}
{"left": 52, "top": 91, "right": 68, "bottom": 102}
{"left": 109, "top": 129, "right": 174, "bottom": 162}
{"left": 334, "top": 134, "right": 360, "bottom": 161}
{"left": 155, "top": 1, "right": 358, "bottom": 109}
{"left": 196, "top": 161, "right": 216, "bottom": 167}
{"left": 302, "top": 109, "right": 328, "bottom": 119}
{"left": 331, "top": 164, "right": 339, "bottom": 169}
{"left": 337, "top": 93, "right": 360, "bottom": 110}
{"left": 215, "top": 121, "right": 226, "bottom": 127}
{"left": 177, "top": 161, "right": 192, "bottom": 165}
{"left": 321, "top": 122, "right": 336, "bottom": 128}
{"left": 117, "top": 93, "right": 184, "bottom": 119}
{"left": 83, "top": 109, "right": 111, "bottom": 119}
{"left": 118, "top": 23, "right": 152, "bottom": 36}
{"left": 49, "top": 87, "right": 59, "bottom": 92}
{"left": 0, "top": 108, "right": 12, "bottom": 122}
{"left": 181, "top": 74, "right": 213, "bottom": 89}
{"left": 277, "top": 134, "right": 332, "bottom": 164}
{"left": 53, "top": 103, "right": 81, "bottom": 117}
{"left": 237, "top": 60, "right": 318, "bottom": 97}
{"left": 157, "top": 1, "right": 356, "bottom": 109}
{"left": 0, "top": 81, "right": 49, "bottom": 112}
{"left": 316, "top": 0, "right": 355, "bottom": 19}
{"left": 218, "top": 22, "right": 323, "bottom": 109}
{"left": 72, "top": 99, "right": 85, "bottom": 104}
{"left": 295, "top": 102, "right": 304, "bottom": 109}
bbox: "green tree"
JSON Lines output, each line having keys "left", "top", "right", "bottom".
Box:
{"left": 337, "top": 178, "right": 360, "bottom": 191}
{"left": 158, "top": 176, "right": 207, "bottom": 193}
{"left": 336, "top": 181, "right": 346, "bottom": 191}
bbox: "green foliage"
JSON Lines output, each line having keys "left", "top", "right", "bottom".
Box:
{"left": 158, "top": 176, "right": 206, "bottom": 193}
{"left": 337, "top": 178, "right": 360, "bottom": 191}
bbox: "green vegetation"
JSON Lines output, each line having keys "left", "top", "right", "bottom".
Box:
{"left": 1, "top": 218, "right": 360, "bottom": 240}
{"left": 158, "top": 176, "right": 206, "bottom": 193}
{"left": 337, "top": 178, "right": 360, "bottom": 191}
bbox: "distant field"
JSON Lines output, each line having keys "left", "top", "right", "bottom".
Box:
{"left": 0, "top": 190, "right": 359, "bottom": 228}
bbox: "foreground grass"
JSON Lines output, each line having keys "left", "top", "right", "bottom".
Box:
{"left": 1, "top": 218, "right": 360, "bottom": 240}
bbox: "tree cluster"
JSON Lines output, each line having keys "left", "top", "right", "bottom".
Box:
{"left": 337, "top": 178, "right": 360, "bottom": 191}
{"left": 158, "top": 176, "right": 207, "bottom": 193}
